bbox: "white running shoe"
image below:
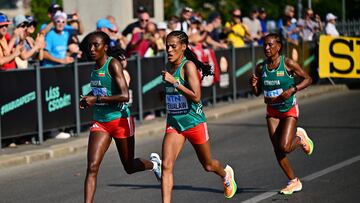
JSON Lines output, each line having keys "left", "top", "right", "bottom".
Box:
{"left": 150, "top": 153, "right": 162, "bottom": 182}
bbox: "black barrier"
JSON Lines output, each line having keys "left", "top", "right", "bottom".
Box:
{"left": 234, "top": 48, "right": 253, "bottom": 94}
{"left": 78, "top": 62, "right": 95, "bottom": 124}
{"left": 126, "top": 59, "right": 139, "bottom": 115}
{"left": 141, "top": 56, "right": 166, "bottom": 113}
{"left": 215, "top": 49, "right": 233, "bottom": 98}
{"left": 41, "top": 66, "right": 76, "bottom": 131}
{"left": 0, "top": 69, "right": 38, "bottom": 138}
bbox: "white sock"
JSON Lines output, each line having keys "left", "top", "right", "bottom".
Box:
{"left": 151, "top": 161, "right": 158, "bottom": 171}
{"left": 223, "top": 171, "right": 229, "bottom": 182}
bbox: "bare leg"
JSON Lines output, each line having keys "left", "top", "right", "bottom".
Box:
{"left": 192, "top": 141, "right": 226, "bottom": 178}
{"left": 161, "top": 133, "right": 186, "bottom": 203}
{"left": 84, "top": 131, "right": 112, "bottom": 203}
{"left": 114, "top": 136, "right": 154, "bottom": 174}
{"left": 267, "top": 117, "right": 301, "bottom": 180}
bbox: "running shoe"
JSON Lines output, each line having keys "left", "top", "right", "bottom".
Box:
{"left": 150, "top": 153, "right": 162, "bottom": 182}
{"left": 279, "top": 177, "right": 302, "bottom": 195}
{"left": 223, "top": 165, "right": 237, "bottom": 199}
{"left": 296, "top": 127, "right": 314, "bottom": 155}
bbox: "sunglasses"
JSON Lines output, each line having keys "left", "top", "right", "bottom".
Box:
{"left": 0, "top": 24, "right": 8, "bottom": 28}
{"left": 17, "top": 23, "right": 28, "bottom": 28}
{"left": 55, "top": 20, "right": 65, "bottom": 24}
{"left": 140, "top": 19, "right": 149, "bottom": 22}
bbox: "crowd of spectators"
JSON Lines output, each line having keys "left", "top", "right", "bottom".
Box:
{"left": 0, "top": 3, "right": 341, "bottom": 71}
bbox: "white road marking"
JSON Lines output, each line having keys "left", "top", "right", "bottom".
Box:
{"left": 241, "top": 154, "right": 360, "bottom": 203}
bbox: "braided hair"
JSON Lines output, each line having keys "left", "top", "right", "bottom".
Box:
{"left": 167, "top": 30, "right": 213, "bottom": 79}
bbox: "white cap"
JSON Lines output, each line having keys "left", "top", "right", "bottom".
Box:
{"left": 53, "top": 11, "right": 67, "bottom": 21}
{"left": 326, "top": 13, "right": 337, "bottom": 21}
{"left": 157, "top": 22, "right": 167, "bottom": 30}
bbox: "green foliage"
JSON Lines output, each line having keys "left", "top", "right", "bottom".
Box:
{"left": 164, "top": 0, "right": 358, "bottom": 22}
{"left": 30, "top": 0, "right": 63, "bottom": 32}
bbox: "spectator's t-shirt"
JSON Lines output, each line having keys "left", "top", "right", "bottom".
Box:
{"left": 224, "top": 21, "right": 246, "bottom": 48}
{"left": 242, "top": 17, "right": 262, "bottom": 40}
{"left": 43, "top": 29, "right": 73, "bottom": 67}
{"left": 297, "top": 19, "right": 320, "bottom": 41}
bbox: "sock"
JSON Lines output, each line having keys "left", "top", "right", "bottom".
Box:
{"left": 223, "top": 171, "right": 229, "bottom": 182}
{"left": 151, "top": 161, "right": 158, "bottom": 171}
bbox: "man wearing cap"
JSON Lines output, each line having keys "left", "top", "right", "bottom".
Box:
{"left": 325, "top": 13, "right": 339, "bottom": 37}
{"left": 96, "top": 18, "right": 127, "bottom": 49}
{"left": 0, "top": 13, "right": 22, "bottom": 70}
{"left": 42, "top": 11, "right": 74, "bottom": 67}
{"left": 40, "top": 3, "right": 84, "bottom": 36}
{"left": 122, "top": 6, "right": 150, "bottom": 37}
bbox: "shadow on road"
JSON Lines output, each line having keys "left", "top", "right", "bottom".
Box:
{"left": 108, "top": 183, "right": 223, "bottom": 193}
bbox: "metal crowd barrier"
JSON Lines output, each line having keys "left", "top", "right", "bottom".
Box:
{"left": 0, "top": 42, "right": 317, "bottom": 148}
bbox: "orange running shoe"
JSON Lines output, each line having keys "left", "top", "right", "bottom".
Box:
{"left": 223, "top": 165, "right": 237, "bottom": 199}
{"left": 280, "top": 177, "right": 302, "bottom": 195}
{"left": 296, "top": 127, "right": 314, "bottom": 155}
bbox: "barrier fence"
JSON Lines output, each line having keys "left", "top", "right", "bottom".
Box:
{"left": 0, "top": 41, "right": 318, "bottom": 148}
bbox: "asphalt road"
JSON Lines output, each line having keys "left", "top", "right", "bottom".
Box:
{"left": 0, "top": 90, "right": 359, "bottom": 203}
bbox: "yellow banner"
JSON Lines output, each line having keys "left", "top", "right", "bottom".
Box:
{"left": 319, "top": 35, "right": 360, "bottom": 78}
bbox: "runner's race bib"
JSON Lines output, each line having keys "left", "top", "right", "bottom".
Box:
{"left": 264, "top": 88, "right": 285, "bottom": 106}
{"left": 166, "top": 95, "right": 189, "bottom": 115}
{"left": 92, "top": 87, "right": 108, "bottom": 105}
{"left": 264, "top": 88, "right": 283, "bottom": 98}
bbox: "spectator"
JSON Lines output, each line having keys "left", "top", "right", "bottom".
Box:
{"left": 281, "top": 16, "right": 300, "bottom": 61}
{"left": 297, "top": 8, "right": 323, "bottom": 42}
{"left": 188, "top": 15, "right": 207, "bottom": 45}
{"left": 178, "top": 7, "right": 193, "bottom": 33}
{"left": 258, "top": 7, "right": 268, "bottom": 45}
{"left": 156, "top": 22, "right": 167, "bottom": 52}
{"left": 0, "top": 13, "right": 22, "bottom": 70}
{"left": 325, "top": 13, "right": 339, "bottom": 37}
{"left": 167, "top": 15, "right": 179, "bottom": 34}
{"left": 96, "top": 18, "right": 126, "bottom": 49}
{"left": 42, "top": 11, "right": 74, "bottom": 67}
{"left": 243, "top": 6, "right": 262, "bottom": 46}
{"left": 224, "top": 9, "right": 250, "bottom": 48}
{"left": 40, "top": 4, "right": 84, "bottom": 36}
{"left": 205, "top": 12, "right": 228, "bottom": 49}
{"left": 277, "top": 5, "right": 297, "bottom": 32}
{"left": 122, "top": 6, "right": 150, "bottom": 37}
{"left": 126, "top": 22, "right": 158, "bottom": 57}
{"left": 12, "top": 15, "right": 45, "bottom": 69}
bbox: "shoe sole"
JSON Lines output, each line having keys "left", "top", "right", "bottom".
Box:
{"left": 297, "top": 127, "right": 314, "bottom": 155}
{"left": 224, "top": 165, "right": 237, "bottom": 199}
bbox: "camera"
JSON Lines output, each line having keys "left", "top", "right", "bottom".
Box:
{"left": 67, "top": 13, "right": 78, "bottom": 22}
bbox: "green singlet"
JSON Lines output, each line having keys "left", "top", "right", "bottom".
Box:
{"left": 90, "top": 57, "right": 130, "bottom": 122}
{"left": 165, "top": 58, "right": 206, "bottom": 131}
{"left": 261, "top": 55, "right": 296, "bottom": 112}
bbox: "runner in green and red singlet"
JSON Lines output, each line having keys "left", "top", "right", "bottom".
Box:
{"left": 156, "top": 31, "right": 237, "bottom": 203}
{"left": 250, "top": 33, "right": 314, "bottom": 195}
{"left": 80, "top": 31, "right": 161, "bottom": 203}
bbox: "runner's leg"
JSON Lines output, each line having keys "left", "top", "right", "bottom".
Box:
{"left": 161, "top": 132, "right": 186, "bottom": 203}
{"left": 114, "top": 136, "right": 154, "bottom": 174}
{"left": 84, "top": 131, "right": 112, "bottom": 203}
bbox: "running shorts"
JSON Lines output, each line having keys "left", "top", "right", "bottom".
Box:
{"left": 266, "top": 104, "right": 299, "bottom": 119}
{"left": 165, "top": 122, "right": 209, "bottom": 144}
{"left": 90, "top": 117, "right": 135, "bottom": 139}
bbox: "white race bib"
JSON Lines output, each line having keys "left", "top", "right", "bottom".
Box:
{"left": 166, "top": 95, "right": 189, "bottom": 114}
{"left": 264, "top": 88, "right": 283, "bottom": 98}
